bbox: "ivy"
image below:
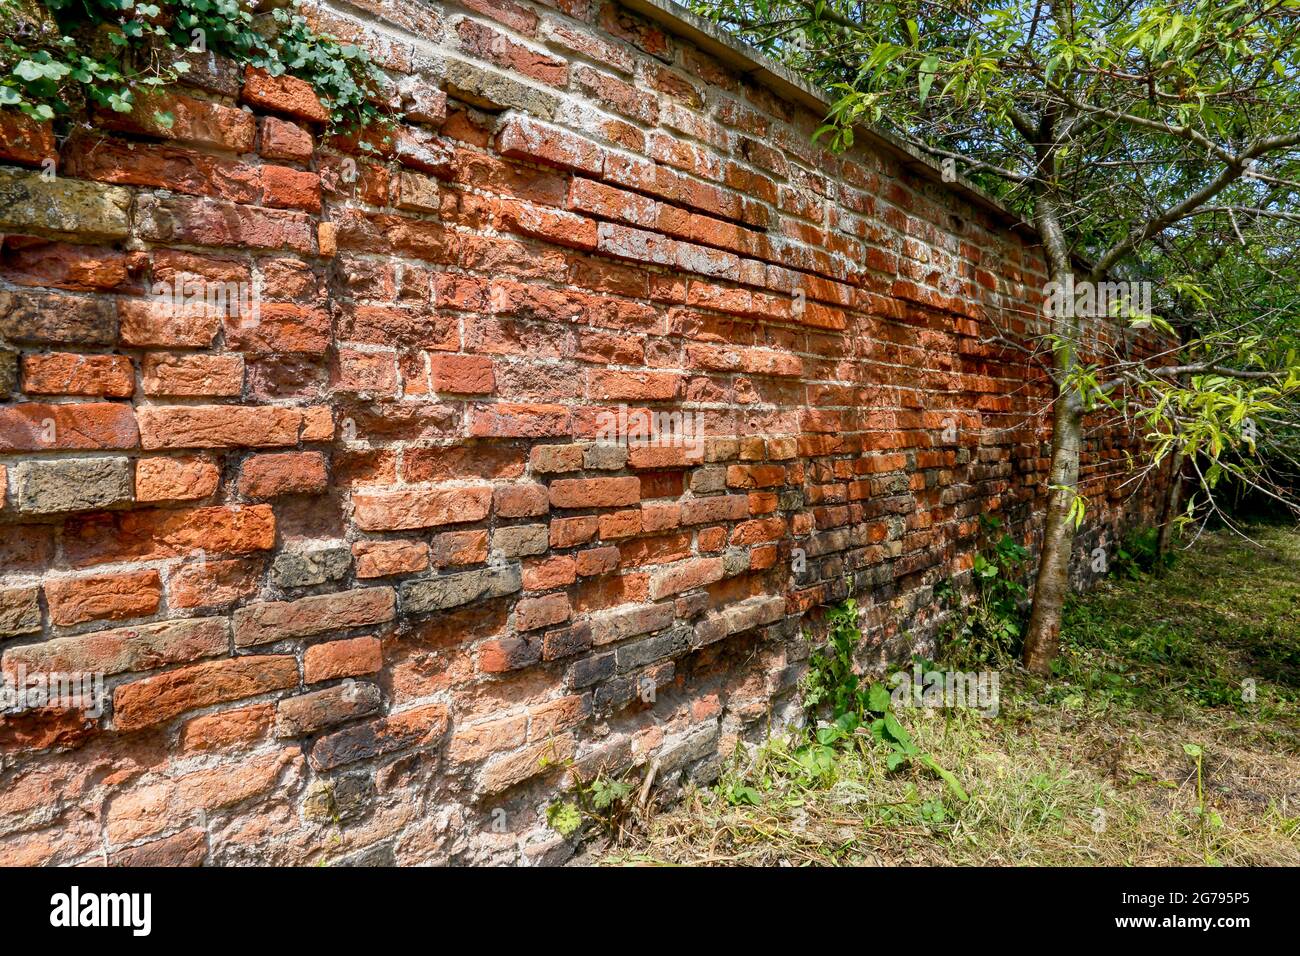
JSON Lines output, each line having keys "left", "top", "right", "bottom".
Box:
{"left": 1, "top": 0, "right": 392, "bottom": 135}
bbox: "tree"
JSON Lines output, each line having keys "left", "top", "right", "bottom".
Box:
{"left": 698, "top": 0, "right": 1300, "bottom": 672}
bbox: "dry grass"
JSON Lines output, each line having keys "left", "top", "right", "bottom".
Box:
{"left": 598, "top": 524, "right": 1300, "bottom": 867}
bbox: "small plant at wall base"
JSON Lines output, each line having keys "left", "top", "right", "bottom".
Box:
{"left": 0, "top": 0, "right": 391, "bottom": 134}
{"left": 800, "top": 599, "right": 968, "bottom": 801}
{"left": 937, "top": 515, "right": 1030, "bottom": 670}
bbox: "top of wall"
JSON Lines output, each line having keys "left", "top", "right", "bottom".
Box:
{"left": 618, "top": 0, "right": 1036, "bottom": 239}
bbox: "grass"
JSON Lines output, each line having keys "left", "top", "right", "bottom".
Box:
{"left": 597, "top": 524, "right": 1300, "bottom": 866}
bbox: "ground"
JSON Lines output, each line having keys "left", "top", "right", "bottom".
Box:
{"left": 595, "top": 524, "right": 1300, "bottom": 866}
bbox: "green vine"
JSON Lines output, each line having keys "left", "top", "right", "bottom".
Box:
{"left": 1, "top": 0, "right": 391, "bottom": 135}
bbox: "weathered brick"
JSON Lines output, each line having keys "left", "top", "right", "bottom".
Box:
{"left": 167, "top": 557, "right": 262, "bottom": 610}
{"left": 497, "top": 114, "right": 605, "bottom": 175}
{"left": 309, "top": 702, "right": 448, "bottom": 770}
{"left": 352, "top": 485, "right": 491, "bottom": 531}
{"left": 275, "top": 683, "right": 382, "bottom": 737}
{"left": 649, "top": 557, "right": 724, "bottom": 599}
{"left": 0, "top": 168, "right": 132, "bottom": 241}
{"left": 45, "top": 569, "right": 162, "bottom": 626}
{"left": 3, "top": 617, "right": 228, "bottom": 677}
{"left": 549, "top": 476, "right": 641, "bottom": 508}
{"left": 0, "top": 587, "right": 41, "bottom": 637}
{"left": 304, "top": 636, "right": 383, "bottom": 683}
{"left": 234, "top": 588, "right": 396, "bottom": 647}
{"left": 271, "top": 547, "right": 351, "bottom": 588}
{"left": 134, "top": 455, "right": 220, "bottom": 502}
{"left": 492, "top": 523, "right": 548, "bottom": 558}
{"left": 515, "top": 592, "right": 571, "bottom": 631}
{"left": 113, "top": 656, "right": 298, "bottom": 731}
{"left": 21, "top": 353, "right": 133, "bottom": 397}
{"left": 238, "top": 451, "right": 328, "bottom": 498}
{"left": 400, "top": 564, "right": 522, "bottom": 615}
{"left": 13, "top": 457, "right": 133, "bottom": 514}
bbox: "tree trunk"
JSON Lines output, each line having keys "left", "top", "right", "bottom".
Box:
{"left": 1157, "top": 450, "right": 1186, "bottom": 557}
{"left": 1021, "top": 184, "right": 1083, "bottom": 676}
{"left": 1023, "top": 392, "right": 1084, "bottom": 675}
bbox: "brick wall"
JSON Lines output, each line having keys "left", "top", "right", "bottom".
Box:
{"left": 0, "top": 0, "right": 1168, "bottom": 865}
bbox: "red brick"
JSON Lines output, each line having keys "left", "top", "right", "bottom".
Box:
{"left": 523, "top": 554, "right": 577, "bottom": 590}
{"left": 448, "top": 713, "right": 528, "bottom": 765}
{"left": 549, "top": 515, "right": 598, "bottom": 548}
{"left": 493, "top": 483, "right": 549, "bottom": 518}
{"left": 118, "top": 297, "right": 221, "bottom": 348}
{"left": 586, "top": 369, "right": 680, "bottom": 401}
{"left": 469, "top": 402, "right": 571, "bottom": 438}
{"left": 431, "top": 354, "right": 495, "bottom": 394}
{"left": 241, "top": 67, "right": 330, "bottom": 123}
{"left": 258, "top": 116, "right": 314, "bottom": 162}
{"left": 0, "top": 111, "right": 55, "bottom": 165}
{"left": 0, "top": 240, "right": 141, "bottom": 293}
{"left": 135, "top": 455, "right": 221, "bottom": 502}
{"left": 457, "top": 19, "right": 568, "bottom": 86}
{"left": 167, "top": 557, "right": 263, "bottom": 610}
{"left": 727, "top": 464, "right": 787, "bottom": 489}
{"left": 353, "top": 539, "right": 429, "bottom": 578}
{"left": 549, "top": 476, "right": 641, "bottom": 508}
{"left": 260, "top": 164, "right": 321, "bottom": 211}
{"left": 352, "top": 485, "right": 492, "bottom": 531}
{"left": 237, "top": 451, "right": 328, "bottom": 499}
{"left": 137, "top": 405, "right": 303, "bottom": 449}
{"left": 113, "top": 655, "right": 298, "bottom": 731}
{"left": 497, "top": 115, "right": 605, "bottom": 175}
{"left": 649, "top": 557, "right": 724, "bottom": 599}
{"left": 576, "top": 545, "right": 620, "bottom": 576}
{"left": 0, "top": 402, "right": 138, "bottom": 452}
{"left": 304, "top": 636, "right": 383, "bottom": 683}
{"left": 62, "top": 504, "right": 275, "bottom": 567}
{"left": 599, "top": 509, "right": 641, "bottom": 538}
{"left": 142, "top": 353, "right": 244, "bottom": 397}
{"left": 515, "top": 592, "right": 571, "bottom": 631}
{"left": 21, "top": 353, "right": 133, "bottom": 397}
{"left": 97, "top": 89, "right": 256, "bottom": 152}
{"left": 181, "top": 703, "right": 274, "bottom": 752}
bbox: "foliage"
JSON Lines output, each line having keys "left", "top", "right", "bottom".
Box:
{"left": 696, "top": 0, "right": 1300, "bottom": 671}
{"left": 604, "top": 527, "right": 1300, "bottom": 867}
{"left": 800, "top": 599, "right": 968, "bottom": 800}
{"left": 1112, "top": 526, "right": 1174, "bottom": 579}
{"left": 938, "top": 514, "right": 1030, "bottom": 667}
{"left": 0, "top": 0, "right": 390, "bottom": 134}
{"left": 546, "top": 768, "right": 637, "bottom": 843}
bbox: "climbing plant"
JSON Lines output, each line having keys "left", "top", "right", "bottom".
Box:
{"left": 0, "top": 0, "right": 391, "bottom": 134}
